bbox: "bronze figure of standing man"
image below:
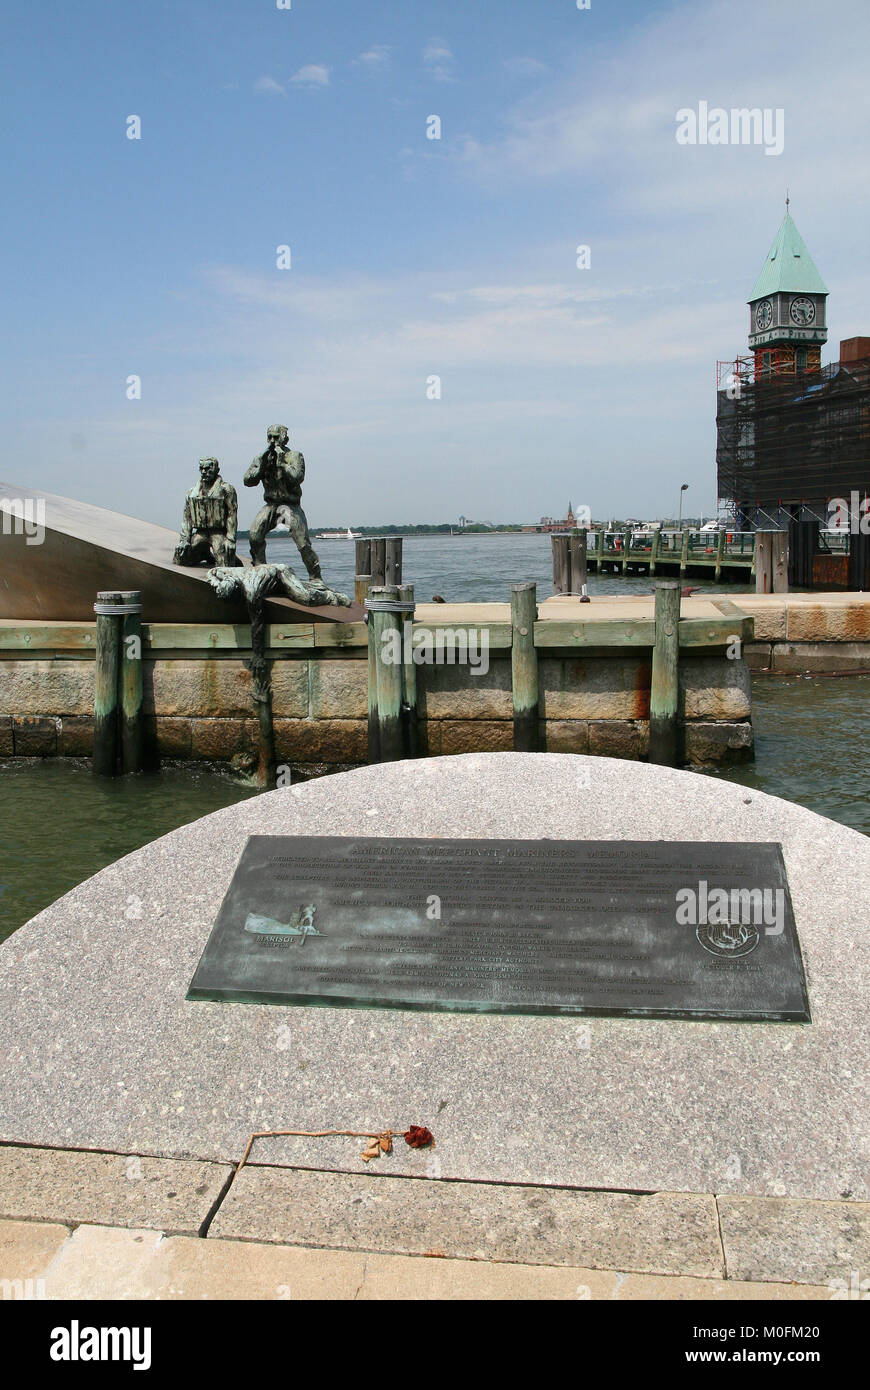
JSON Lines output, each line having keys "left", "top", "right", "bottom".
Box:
{"left": 244, "top": 424, "right": 322, "bottom": 577}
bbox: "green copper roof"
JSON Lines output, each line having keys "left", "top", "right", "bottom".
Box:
{"left": 749, "top": 213, "right": 828, "bottom": 301}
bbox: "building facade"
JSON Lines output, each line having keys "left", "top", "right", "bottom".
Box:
{"left": 716, "top": 210, "right": 870, "bottom": 589}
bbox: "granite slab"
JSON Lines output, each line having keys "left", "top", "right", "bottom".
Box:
{"left": 0, "top": 753, "right": 867, "bottom": 1200}
{"left": 211, "top": 1167, "right": 723, "bottom": 1276}
{"left": 0, "top": 1145, "right": 231, "bottom": 1236}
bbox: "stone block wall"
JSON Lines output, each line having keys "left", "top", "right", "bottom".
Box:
{"left": 0, "top": 640, "right": 753, "bottom": 766}
{"left": 738, "top": 594, "right": 870, "bottom": 673}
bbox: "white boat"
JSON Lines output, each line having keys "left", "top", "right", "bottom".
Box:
{"left": 315, "top": 527, "right": 361, "bottom": 540}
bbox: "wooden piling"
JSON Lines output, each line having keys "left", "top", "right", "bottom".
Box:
{"left": 354, "top": 539, "right": 372, "bottom": 604}
{"left": 649, "top": 580, "right": 681, "bottom": 768}
{"left": 119, "top": 590, "right": 144, "bottom": 774}
{"left": 511, "top": 582, "right": 539, "bottom": 752}
{"left": 366, "top": 585, "right": 383, "bottom": 763}
{"left": 649, "top": 527, "right": 660, "bottom": 577}
{"left": 397, "top": 582, "right": 419, "bottom": 758}
{"left": 621, "top": 527, "right": 631, "bottom": 574}
{"left": 595, "top": 529, "right": 605, "bottom": 572}
{"left": 714, "top": 527, "right": 726, "bottom": 583}
{"left": 755, "top": 532, "right": 773, "bottom": 593}
{"left": 93, "top": 590, "right": 123, "bottom": 776}
{"left": 551, "top": 534, "right": 563, "bottom": 593}
{"left": 569, "top": 528, "right": 589, "bottom": 601}
{"left": 370, "top": 538, "right": 387, "bottom": 587}
{"left": 772, "top": 531, "right": 789, "bottom": 593}
{"left": 371, "top": 584, "right": 404, "bottom": 761}
{"left": 551, "top": 534, "right": 569, "bottom": 594}
{"left": 385, "top": 537, "right": 403, "bottom": 587}
{"left": 679, "top": 528, "right": 690, "bottom": 577}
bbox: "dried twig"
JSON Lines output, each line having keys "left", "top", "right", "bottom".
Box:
{"left": 236, "top": 1125, "right": 433, "bottom": 1175}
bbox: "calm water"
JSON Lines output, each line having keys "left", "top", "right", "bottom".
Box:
{"left": 270, "top": 531, "right": 754, "bottom": 603}
{"left": 0, "top": 535, "right": 865, "bottom": 941}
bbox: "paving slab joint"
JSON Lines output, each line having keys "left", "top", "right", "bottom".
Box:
{"left": 198, "top": 1166, "right": 237, "bottom": 1239}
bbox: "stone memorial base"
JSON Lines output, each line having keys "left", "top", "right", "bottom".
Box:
{"left": 0, "top": 754, "right": 867, "bottom": 1290}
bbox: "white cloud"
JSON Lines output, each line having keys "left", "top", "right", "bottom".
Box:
{"left": 253, "top": 76, "right": 285, "bottom": 96}
{"left": 424, "top": 38, "right": 456, "bottom": 84}
{"left": 290, "top": 64, "right": 330, "bottom": 88}
{"left": 453, "top": 0, "right": 870, "bottom": 226}
{"left": 355, "top": 45, "right": 391, "bottom": 70}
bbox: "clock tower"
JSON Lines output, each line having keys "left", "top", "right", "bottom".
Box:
{"left": 748, "top": 207, "right": 827, "bottom": 377}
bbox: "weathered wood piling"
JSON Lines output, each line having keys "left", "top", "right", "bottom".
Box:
{"left": 511, "top": 581, "right": 539, "bottom": 752}
{"left": 755, "top": 531, "right": 789, "bottom": 594}
{"left": 397, "top": 582, "right": 419, "bottom": 758}
{"left": 367, "top": 585, "right": 404, "bottom": 762}
{"left": 354, "top": 538, "right": 372, "bottom": 603}
{"left": 551, "top": 531, "right": 589, "bottom": 598}
{"left": 93, "top": 589, "right": 143, "bottom": 775}
{"left": 119, "top": 590, "right": 144, "bottom": 774}
{"left": 649, "top": 580, "right": 681, "bottom": 767}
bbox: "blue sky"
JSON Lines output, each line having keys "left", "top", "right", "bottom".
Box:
{"left": 1, "top": 0, "right": 868, "bottom": 528}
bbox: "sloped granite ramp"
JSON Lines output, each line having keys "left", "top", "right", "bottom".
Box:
{"left": 0, "top": 754, "right": 867, "bottom": 1201}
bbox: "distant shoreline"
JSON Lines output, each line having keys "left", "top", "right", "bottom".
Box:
{"left": 237, "top": 526, "right": 527, "bottom": 539}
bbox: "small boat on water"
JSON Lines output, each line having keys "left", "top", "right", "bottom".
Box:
{"left": 315, "top": 526, "right": 361, "bottom": 540}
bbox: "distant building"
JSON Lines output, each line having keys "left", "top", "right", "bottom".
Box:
{"left": 716, "top": 207, "right": 870, "bottom": 589}
{"left": 523, "top": 501, "right": 577, "bottom": 534}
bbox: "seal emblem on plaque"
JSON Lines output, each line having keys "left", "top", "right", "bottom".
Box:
{"left": 696, "top": 920, "right": 760, "bottom": 958}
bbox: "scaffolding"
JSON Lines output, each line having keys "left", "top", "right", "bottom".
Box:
{"left": 716, "top": 353, "right": 870, "bottom": 511}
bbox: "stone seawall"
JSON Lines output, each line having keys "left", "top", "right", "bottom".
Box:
{"left": 0, "top": 611, "right": 753, "bottom": 767}
{"left": 738, "top": 593, "right": 870, "bottom": 673}
{"left": 3, "top": 593, "right": 867, "bottom": 768}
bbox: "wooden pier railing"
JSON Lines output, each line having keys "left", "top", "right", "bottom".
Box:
{"left": 567, "top": 529, "right": 757, "bottom": 581}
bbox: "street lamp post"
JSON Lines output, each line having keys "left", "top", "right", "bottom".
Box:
{"left": 678, "top": 483, "right": 689, "bottom": 529}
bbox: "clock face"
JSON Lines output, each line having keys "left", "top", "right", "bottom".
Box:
{"left": 790, "top": 296, "right": 816, "bottom": 325}
{"left": 755, "top": 300, "right": 773, "bottom": 331}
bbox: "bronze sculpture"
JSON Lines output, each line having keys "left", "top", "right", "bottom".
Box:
{"left": 244, "top": 424, "right": 321, "bottom": 575}
{"left": 173, "top": 457, "right": 240, "bottom": 567}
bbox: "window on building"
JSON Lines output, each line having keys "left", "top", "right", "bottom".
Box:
{"left": 796, "top": 347, "right": 807, "bottom": 371}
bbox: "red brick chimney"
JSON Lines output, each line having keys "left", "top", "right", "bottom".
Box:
{"left": 839, "top": 337, "right": 870, "bottom": 363}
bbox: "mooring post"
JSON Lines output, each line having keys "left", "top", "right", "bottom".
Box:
{"left": 366, "top": 584, "right": 384, "bottom": 763}
{"left": 551, "top": 534, "right": 569, "bottom": 594}
{"left": 649, "top": 527, "right": 660, "bottom": 577}
{"left": 755, "top": 531, "right": 773, "bottom": 593}
{"left": 679, "top": 527, "right": 690, "bottom": 577}
{"left": 595, "top": 529, "right": 605, "bottom": 572}
{"left": 551, "top": 534, "right": 563, "bottom": 593}
{"left": 569, "top": 528, "right": 590, "bottom": 602}
{"left": 119, "top": 590, "right": 144, "bottom": 774}
{"left": 385, "top": 537, "right": 403, "bottom": 587}
{"left": 511, "top": 581, "right": 539, "bottom": 753}
{"left": 772, "top": 531, "right": 789, "bottom": 593}
{"left": 621, "top": 527, "right": 631, "bottom": 574}
{"left": 354, "top": 538, "right": 372, "bottom": 604}
{"left": 397, "top": 582, "right": 419, "bottom": 758}
{"left": 560, "top": 535, "right": 572, "bottom": 594}
{"left": 370, "top": 538, "right": 387, "bottom": 587}
{"left": 371, "top": 584, "right": 404, "bottom": 761}
{"left": 714, "top": 527, "right": 726, "bottom": 583}
{"left": 93, "top": 590, "right": 123, "bottom": 776}
{"left": 649, "top": 579, "right": 681, "bottom": 767}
